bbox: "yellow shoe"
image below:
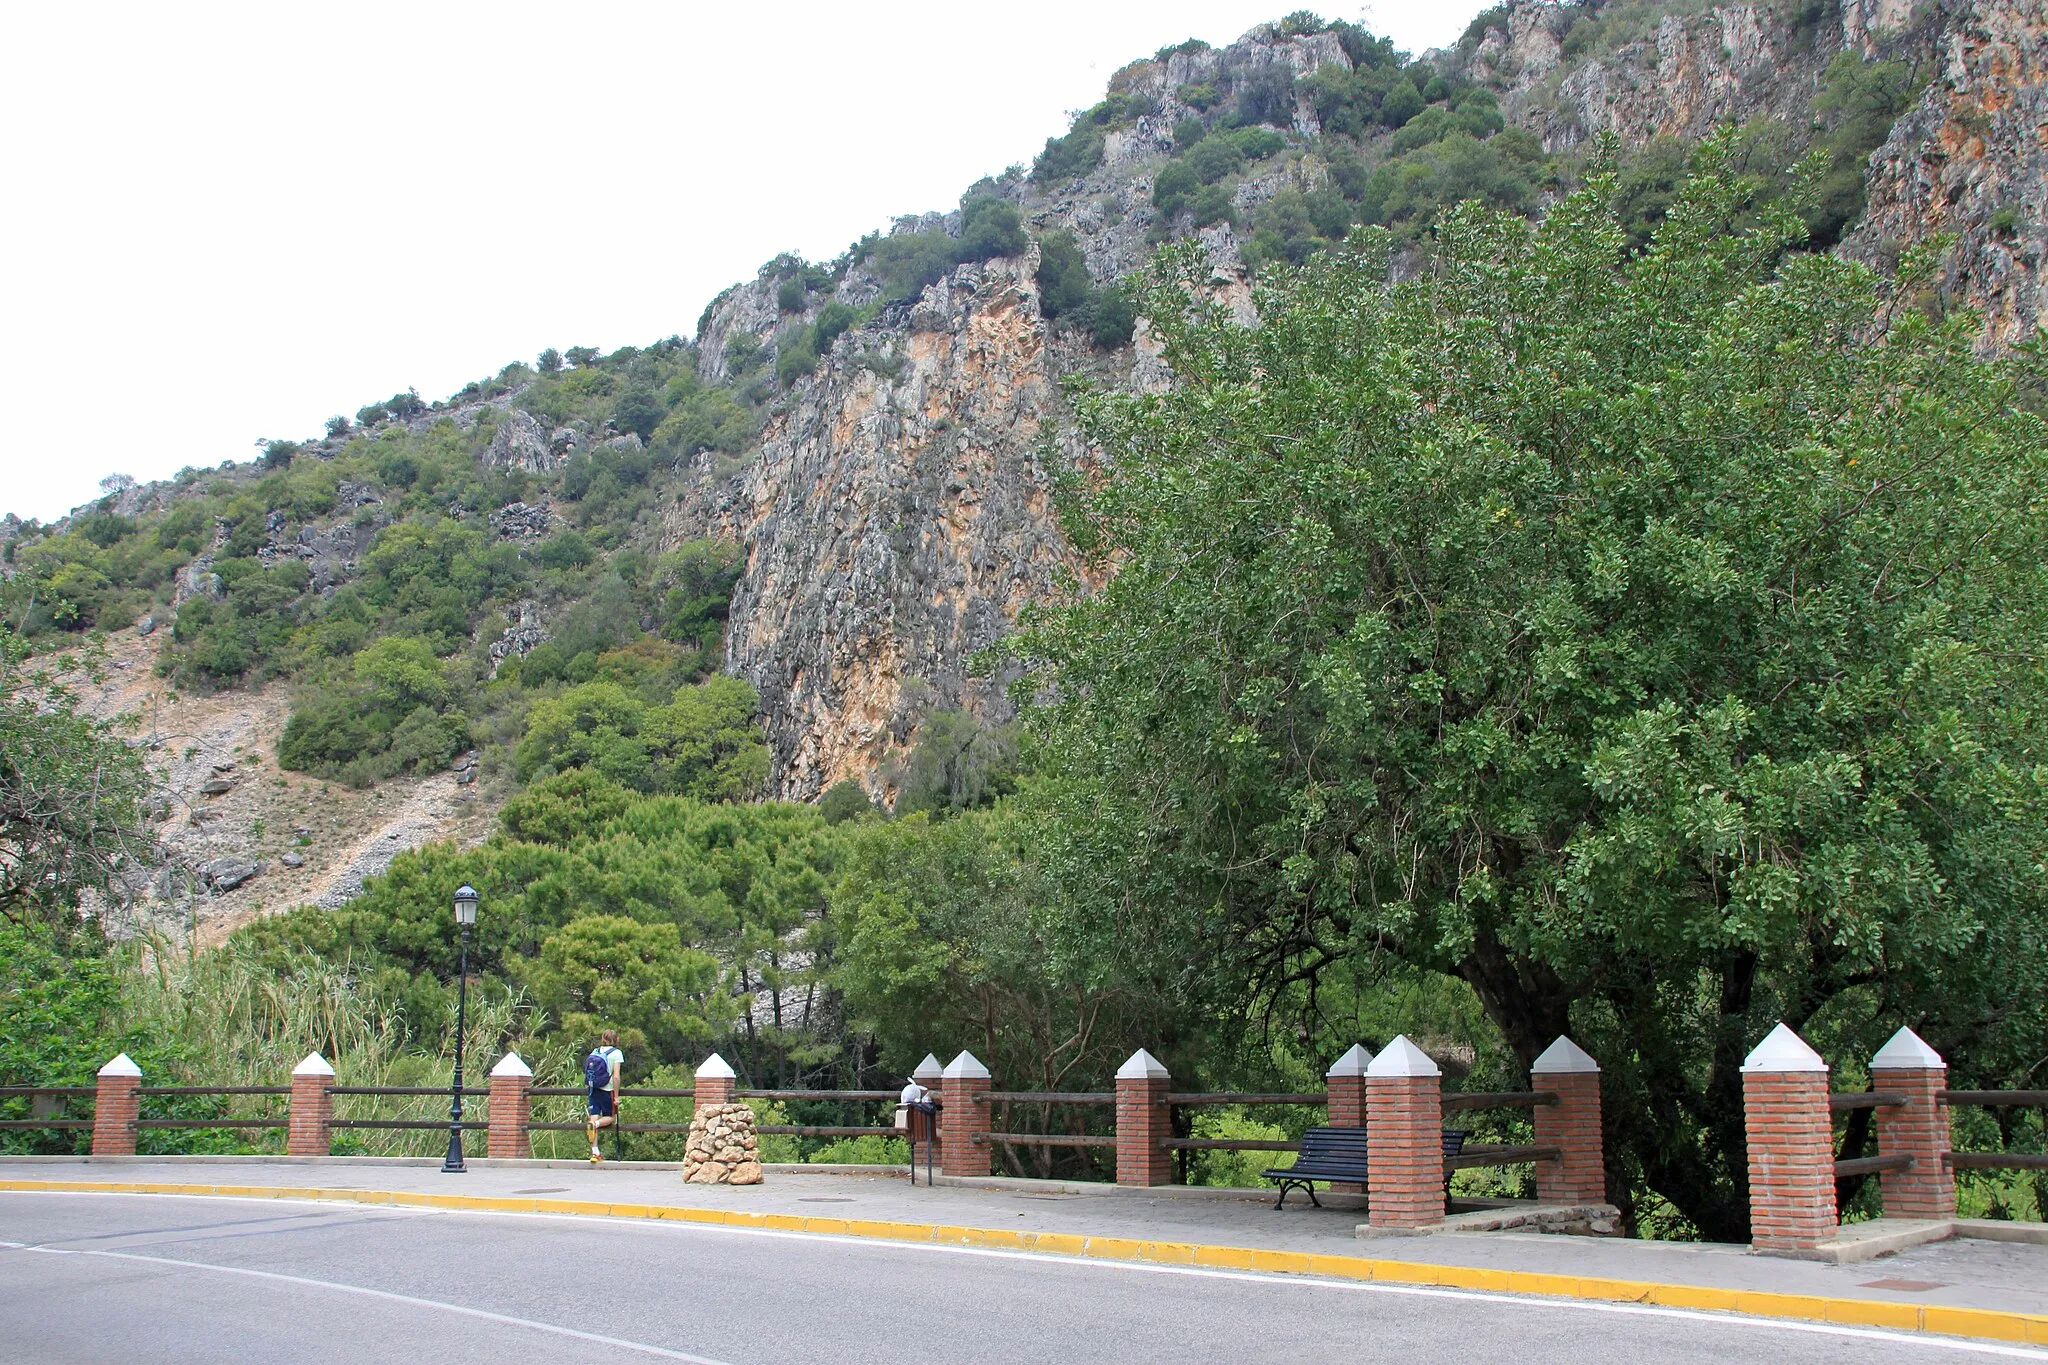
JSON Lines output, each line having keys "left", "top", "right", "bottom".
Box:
{"left": 590, "top": 1144, "right": 603, "bottom": 1164}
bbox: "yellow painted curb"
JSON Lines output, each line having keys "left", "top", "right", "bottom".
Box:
{"left": 6, "top": 1178, "right": 2046, "bottom": 1347}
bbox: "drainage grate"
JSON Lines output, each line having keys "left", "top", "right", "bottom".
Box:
{"left": 512, "top": 1187, "right": 570, "bottom": 1195}
{"left": 798, "top": 1197, "right": 855, "bottom": 1203}
{"left": 1859, "top": 1279, "right": 1946, "bottom": 1292}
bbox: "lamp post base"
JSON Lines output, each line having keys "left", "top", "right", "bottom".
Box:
{"left": 442, "top": 1128, "right": 465, "bottom": 1173}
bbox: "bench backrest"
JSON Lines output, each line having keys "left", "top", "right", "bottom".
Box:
{"left": 1298, "top": 1126, "right": 1371, "bottom": 1162}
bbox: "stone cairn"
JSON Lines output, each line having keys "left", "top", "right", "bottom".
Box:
{"left": 682, "top": 1102, "right": 763, "bottom": 1184}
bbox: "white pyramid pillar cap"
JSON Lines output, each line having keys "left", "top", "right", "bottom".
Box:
{"left": 695, "top": 1053, "right": 736, "bottom": 1079}
{"left": 489, "top": 1051, "right": 532, "bottom": 1079}
{"left": 1326, "top": 1043, "right": 1374, "bottom": 1078}
{"left": 97, "top": 1053, "right": 141, "bottom": 1079}
{"left": 292, "top": 1051, "right": 335, "bottom": 1078}
{"left": 1871, "top": 1026, "right": 1945, "bottom": 1070}
{"left": 912, "top": 1053, "right": 944, "bottom": 1080}
{"left": 1366, "top": 1035, "right": 1441, "bottom": 1078}
{"left": 1531, "top": 1036, "right": 1600, "bottom": 1075}
{"left": 1116, "top": 1048, "right": 1170, "bottom": 1080}
{"left": 942, "top": 1050, "right": 991, "bottom": 1080}
{"left": 1741, "top": 1022, "right": 1829, "bottom": 1073}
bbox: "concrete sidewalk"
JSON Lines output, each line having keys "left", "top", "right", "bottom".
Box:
{"left": 5, "top": 1156, "right": 2046, "bottom": 1346}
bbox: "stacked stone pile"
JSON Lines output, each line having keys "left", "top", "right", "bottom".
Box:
{"left": 682, "top": 1102, "right": 763, "bottom": 1184}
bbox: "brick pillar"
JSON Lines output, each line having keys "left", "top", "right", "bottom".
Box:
{"left": 1742, "top": 1022, "right": 1837, "bottom": 1253}
{"left": 1366, "top": 1035, "right": 1443, "bottom": 1230}
{"left": 1531, "top": 1036, "right": 1605, "bottom": 1205}
{"left": 91, "top": 1053, "right": 141, "bottom": 1157}
{"left": 1115, "top": 1049, "right": 1173, "bottom": 1187}
{"left": 287, "top": 1052, "right": 334, "bottom": 1156}
{"left": 1870, "top": 1026, "right": 1955, "bottom": 1221}
{"left": 1324, "top": 1044, "right": 1372, "bottom": 1195}
{"left": 695, "top": 1053, "right": 735, "bottom": 1107}
{"left": 938, "top": 1050, "right": 991, "bottom": 1177}
{"left": 912, "top": 1053, "right": 944, "bottom": 1166}
{"left": 487, "top": 1051, "right": 533, "bottom": 1159}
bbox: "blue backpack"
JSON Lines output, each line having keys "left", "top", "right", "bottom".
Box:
{"left": 584, "top": 1050, "right": 611, "bottom": 1091}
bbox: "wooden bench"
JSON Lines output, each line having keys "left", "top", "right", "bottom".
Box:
{"left": 1261, "top": 1126, "right": 1471, "bottom": 1209}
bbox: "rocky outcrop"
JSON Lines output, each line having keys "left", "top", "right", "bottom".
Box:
{"left": 682, "top": 1102, "right": 764, "bottom": 1184}
{"left": 696, "top": 255, "right": 1089, "bottom": 800}
{"left": 484, "top": 409, "right": 558, "bottom": 474}
{"left": 488, "top": 501, "right": 551, "bottom": 539}
{"left": 1848, "top": 0, "right": 2048, "bottom": 349}
{"left": 1454, "top": 2, "right": 1868, "bottom": 152}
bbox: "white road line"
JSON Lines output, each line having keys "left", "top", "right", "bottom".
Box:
{"left": 434, "top": 1206, "right": 2048, "bottom": 1360}
{"left": 3, "top": 1242, "right": 735, "bottom": 1364}
{"left": 10, "top": 1190, "right": 2047, "bottom": 1360}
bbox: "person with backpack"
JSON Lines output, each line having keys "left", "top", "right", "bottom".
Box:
{"left": 583, "top": 1030, "right": 624, "bottom": 1164}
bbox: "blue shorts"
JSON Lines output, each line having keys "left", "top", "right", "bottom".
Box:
{"left": 588, "top": 1090, "right": 615, "bottom": 1118}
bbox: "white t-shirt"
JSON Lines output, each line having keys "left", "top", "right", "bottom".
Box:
{"left": 596, "top": 1046, "right": 623, "bottom": 1091}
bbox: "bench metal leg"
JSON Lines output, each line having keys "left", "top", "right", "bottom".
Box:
{"left": 1307, "top": 1185, "right": 1323, "bottom": 1209}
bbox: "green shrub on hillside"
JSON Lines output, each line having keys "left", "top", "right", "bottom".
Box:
{"left": 515, "top": 673, "right": 767, "bottom": 799}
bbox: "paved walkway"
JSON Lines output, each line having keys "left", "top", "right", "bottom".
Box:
{"left": 5, "top": 1156, "right": 2045, "bottom": 1347}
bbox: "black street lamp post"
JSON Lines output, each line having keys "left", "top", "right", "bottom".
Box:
{"left": 442, "top": 883, "right": 478, "bottom": 1174}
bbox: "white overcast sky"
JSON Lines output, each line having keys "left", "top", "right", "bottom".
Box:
{"left": 0, "top": 2, "right": 1483, "bottom": 524}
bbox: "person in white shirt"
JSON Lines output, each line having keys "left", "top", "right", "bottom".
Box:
{"left": 584, "top": 1029, "right": 624, "bottom": 1163}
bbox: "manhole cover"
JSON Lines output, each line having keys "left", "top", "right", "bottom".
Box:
{"left": 1860, "top": 1279, "right": 1946, "bottom": 1292}
{"left": 512, "top": 1187, "right": 569, "bottom": 1195}
{"left": 798, "top": 1197, "right": 855, "bottom": 1203}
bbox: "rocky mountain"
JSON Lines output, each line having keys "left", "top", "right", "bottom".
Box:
{"left": 676, "top": 0, "right": 2046, "bottom": 799}
{"left": 14, "top": 0, "right": 2048, "bottom": 890}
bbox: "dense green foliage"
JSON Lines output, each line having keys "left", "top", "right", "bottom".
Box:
{"left": 1033, "top": 231, "right": 1137, "bottom": 348}
{"left": 1014, "top": 147, "right": 2048, "bottom": 1236}
{"left": 0, "top": 633, "right": 153, "bottom": 942}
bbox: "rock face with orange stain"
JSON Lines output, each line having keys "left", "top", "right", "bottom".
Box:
{"left": 1849, "top": 0, "right": 2048, "bottom": 349}
{"left": 708, "top": 255, "right": 1088, "bottom": 801}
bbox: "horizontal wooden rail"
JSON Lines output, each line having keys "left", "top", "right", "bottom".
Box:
{"left": 139, "top": 1086, "right": 291, "bottom": 1096}
{"left": 1829, "top": 1092, "right": 1908, "bottom": 1111}
{"left": 526, "top": 1121, "right": 696, "bottom": 1134}
{"left": 980, "top": 1092, "right": 1115, "bottom": 1105}
{"left": 135, "top": 1118, "right": 288, "bottom": 1129}
{"left": 617, "top": 1088, "right": 699, "bottom": 1099}
{"left": 757, "top": 1125, "right": 898, "bottom": 1138}
{"left": 0, "top": 1086, "right": 96, "bottom": 1097}
{"left": 328, "top": 1086, "right": 487, "bottom": 1098}
{"left": 1941, "top": 1090, "right": 2048, "bottom": 1108}
{"left": 329, "top": 1119, "right": 478, "bottom": 1131}
{"left": 1168, "top": 1092, "right": 1325, "bottom": 1106}
{"left": 1162, "top": 1138, "right": 1300, "bottom": 1152}
{"left": 738, "top": 1089, "right": 897, "bottom": 1101}
{"left": 979, "top": 1132, "right": 1118, "bottom": 1147}
{"left": 1948, "top": 1152, "right": 2048, "bottom": 1171}
{"left": 1445, "top": 1143, "right": 1561, "bottom": 1170}
{"left": 530, "top": 1087, "right": 587, "bottom": 1097}
{"left": 1442, "top": 1091, "right": 1559, "bottom": 1112}
{"left": 0, "top": 1119, "right": 94, "bottom": 1130}
{"left": 1833, "top": 1153, "right": 1913, "bottom": 1177}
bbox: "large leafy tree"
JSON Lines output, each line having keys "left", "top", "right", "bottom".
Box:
{"left": 1015, "top": 146, "right": 2048, "bottom": 1238}
{"left": 0, "top": 631, "right": 155, "bottom": 941}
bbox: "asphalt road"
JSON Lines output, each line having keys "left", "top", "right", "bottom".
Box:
{"left": 2, "top": 1192, "right": 2040, "bottom": 1364}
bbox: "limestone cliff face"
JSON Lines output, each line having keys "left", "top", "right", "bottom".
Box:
{"left": 711, "top": 258, "right": 1079, "bottom": 799}
{"left": 1849, "top": 0, "right": 2048, "bottom": 348}
{"left": 672, "top": 28, "right": 1329, "bottom": 799}
{"left": 1452, "top": 1, "right": 1893, "bottom": 150}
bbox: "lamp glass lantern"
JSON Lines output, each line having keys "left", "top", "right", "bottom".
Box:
{"left": 453, "top": 884, "right": 479, "bottom": 927}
